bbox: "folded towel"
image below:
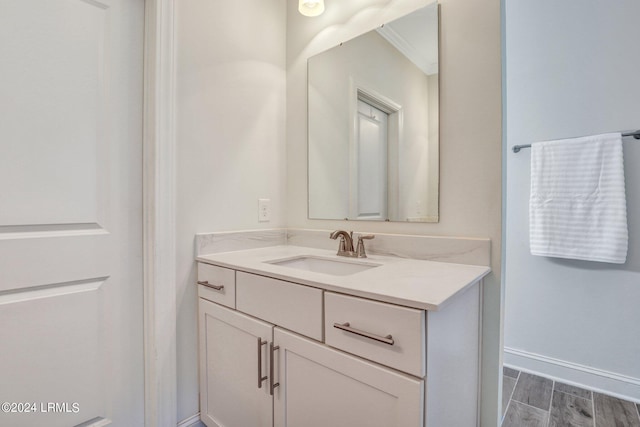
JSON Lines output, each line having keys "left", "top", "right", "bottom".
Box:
{"left": 529, "top": 132, "right": 628, "bottom": 263}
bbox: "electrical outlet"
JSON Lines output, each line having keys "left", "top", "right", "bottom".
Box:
{"left": 258, "top": 198, "right": 271, "bottom": 222}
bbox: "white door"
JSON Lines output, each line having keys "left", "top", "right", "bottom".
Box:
{"left": 351, "top": 99, "right": 389, "bottom": 220}
{"left": 0, "top": 1, "right": 144, "bottom": 426}
{"left": 199, "top": 300, "right": 273, "bottom": 427}
{"left": 273, "top": 328, "right": 423, "bottom": 427}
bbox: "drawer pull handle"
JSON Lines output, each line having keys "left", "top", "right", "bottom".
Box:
{"left": 269, "top": 343, "right": 280, "bottom": 396}
{"left": 197, "top": 280, "right": 224, "bottom": 291}
{"left": 333, "top": 322, "right": 395, "bottom": 346}
{"left": 257, "top": 338, "right": 268, "bottom": 389}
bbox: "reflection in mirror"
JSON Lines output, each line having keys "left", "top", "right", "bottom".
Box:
{"left": 308, "top": 3, "right": 439, "bottom": 222}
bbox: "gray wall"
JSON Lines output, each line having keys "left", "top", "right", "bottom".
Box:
{"left": 504, "top": 0, "right": 640, "bottom": 401}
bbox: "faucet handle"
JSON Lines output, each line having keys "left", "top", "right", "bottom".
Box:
{"left": 355, "top": 234, "right": 375, "bottom": 258}
{"left": 337, "top": 235, "right": 347, "bottom": 253}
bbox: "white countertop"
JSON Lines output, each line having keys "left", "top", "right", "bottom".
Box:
{"left": 196, "top": 245, "right": 490, "bottom": 311}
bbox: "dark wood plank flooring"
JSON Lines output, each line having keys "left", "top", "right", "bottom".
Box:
{"left": 502, "top": 368, "right": 640, "bottom": 427}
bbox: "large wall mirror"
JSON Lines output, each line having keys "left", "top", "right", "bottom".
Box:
{"left": 308, "top": 3, "right": 439, "bottom": 222}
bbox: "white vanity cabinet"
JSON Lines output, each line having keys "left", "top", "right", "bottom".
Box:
{"left": 273, "top": 327, "right": 423, "bottom": 427}
{"left": 198, "top": 299, "right": 273, "bottom": 427}
{"left": 197, "top": 258, "right": 483, "bottom": 427}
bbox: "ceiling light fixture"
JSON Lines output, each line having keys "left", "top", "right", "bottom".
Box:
{"left": 298, "top": 0, "right": 325, "bottom": 17}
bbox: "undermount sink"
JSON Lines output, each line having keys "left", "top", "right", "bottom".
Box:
{"left": 266, "top": 255, "right": 380, "bottom": 276}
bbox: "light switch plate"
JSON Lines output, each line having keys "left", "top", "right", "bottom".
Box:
{"left": 258, "top": 198, "right": 271, "bottom": 222}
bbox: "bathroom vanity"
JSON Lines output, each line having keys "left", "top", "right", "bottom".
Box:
{"left": 196, "top": 245, "right": 489, "bottom": 427}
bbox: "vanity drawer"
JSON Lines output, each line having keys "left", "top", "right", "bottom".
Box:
{"left": 236, "top": 272, "right": 323, "bottom": 341}
{"left": 325, "top": 292, "right": 425, "bottom": 377}
{"left": 197, "top": 263, "right": 236, "bottom": 309}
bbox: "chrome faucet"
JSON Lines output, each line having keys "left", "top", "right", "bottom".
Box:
{"left": 330, "top": 230, "right": 375, "bottom": 258}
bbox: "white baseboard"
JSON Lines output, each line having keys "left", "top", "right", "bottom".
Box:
{"left": 504, "top": 347, "right": 640, "bottom": 403}
{"left": 177, "top": 413, "right": 203, "bottom": 427}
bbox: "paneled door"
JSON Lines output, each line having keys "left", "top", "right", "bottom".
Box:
{"left": 0, "top": 1, "right": 145, "bottom": 426}
{"left": 351, "top": 99, "right": 389, "bottom": 221}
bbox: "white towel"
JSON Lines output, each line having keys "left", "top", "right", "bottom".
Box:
{"left": 529, "top": 132, "right": 628, "bottom": 263}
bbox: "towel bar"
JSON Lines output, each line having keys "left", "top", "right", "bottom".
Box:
{"left": 512, "top": 130, "right": 640, "bottom": 153}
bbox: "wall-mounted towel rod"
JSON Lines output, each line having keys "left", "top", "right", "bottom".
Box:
{"left": 512, "top": 130, "right": 640, "bottom": 153}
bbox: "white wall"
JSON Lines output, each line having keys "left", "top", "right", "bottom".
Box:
{"left": 286, "top": 0, "right": 503, "bottom": 425}
{"left": 504, "top": 0, "right": 640, "bottom": 401}
{"left": 174, "top": 0, "right": 286, "bottom": 422}
{"left": 426, "top": 73, "right": 439, "bottom": 218}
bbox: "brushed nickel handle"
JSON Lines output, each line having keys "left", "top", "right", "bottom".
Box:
{"left": 197, "top": 280, "right": 224, "bottom": 291}
{"left": 269, "top": 342, "right": 280, "bottom": 396}
{"left": 333, "top": 322, "right": 394, "bottom": 346}
{"left": 257, "top": 338, "right": 268, "bottom": 389}
{"left": 355, "top": 234, "right": 375, "bottom": 258}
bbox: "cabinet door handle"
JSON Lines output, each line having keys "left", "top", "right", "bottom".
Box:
{"left": 197, "top": 280, "right": 224, "bottom": 291}
{"left": 333, "top": 322, "right": 395, "bottom": 346}
{"left": 257, "top": 338, "right": 268, "bottom": 389}
{"left": 269, "top": 342, "right": 280, "bottom": 396}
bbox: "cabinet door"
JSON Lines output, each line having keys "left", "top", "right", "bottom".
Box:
{"left": 273, "top": 328, "right": 424, "bottom": 427}
{"left": 199, "top": 299, "right": 273, "bottom": 427}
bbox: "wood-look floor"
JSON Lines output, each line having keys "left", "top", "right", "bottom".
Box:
{"left": 502, "top": 367, "right": 640, "bottom": 427}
